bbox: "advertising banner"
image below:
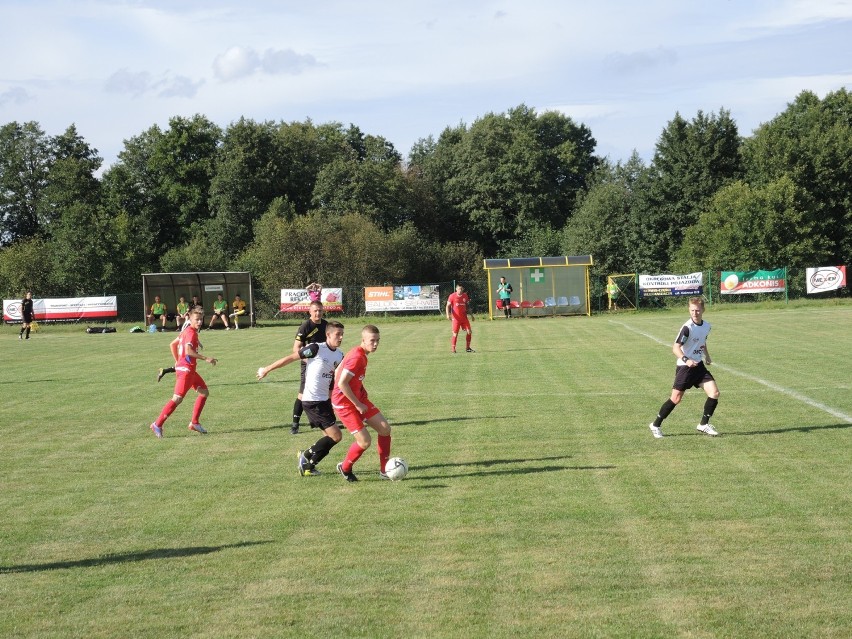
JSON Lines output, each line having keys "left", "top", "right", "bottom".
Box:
{"left": 364, "top": 285, "right": 441, "bottom": 312}
{"left": 3, "top": 296, "right": 118, "bottom": 322}
{"left": 806, "top": 266, "right": 846, "bottom": 294}
{"left": 279, "top": 288, "right": 343, "bottom": 313}
{"left": 638, "top": 272, "right": 703, "bottom": 297}
{"left": 720, "top": 269, "right": 786, "bottom": 295}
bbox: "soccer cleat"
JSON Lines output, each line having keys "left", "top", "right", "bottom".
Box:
{"left": 298, "top": 450, "right": 310, "bottom": 476}
{"left": 189, "top": 423, "right": 208, "bottom": 434}
{"left": 303, "top": 468, "right": 322, "bottom": 476}
{"left": 649, "top": 423, "right": 664, "bottom": 439}
{"left": 150, "top": 423, "right": 163, "bottom": 439}
{"left": 156, "top": 368, "right": 165, "bottom": 383}
{"left": 337, "top": 462, "right": 358, "bottom": 482}
{"left": 466, "top": 347, "right": 475, "bottom": 353}
{"left": 225, "top": 327, "right": 231, "bottom": 330}
{"left": 290, "top": 423, "right": 299, "bottom": 435}
{"left": 697, "top": 423, "right": 719, "bottom": 436}
{"left": 379, "top": 471, "right": 390, "bottom": 480}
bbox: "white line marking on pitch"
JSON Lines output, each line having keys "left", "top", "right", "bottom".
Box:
{"left": 610, "top": 320, "right": 852, "bottom": 423}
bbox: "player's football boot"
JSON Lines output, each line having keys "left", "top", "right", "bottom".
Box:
{"left": 188, "top": 423, "right": 208, "bottom": 434}
{"left": 696, "top": 423, "right": 719, "bottom": 436}
{"left": 649, "top": 423, "right": 664, "bottom": 439}
{"left": 156, "top": 368, "right": 166, "bottom": 383}
{"left": 150, "top": 423, "right": 163, "bottom": 439}
{"left": 337, "top": 462, "right": 358, "bottom": 482}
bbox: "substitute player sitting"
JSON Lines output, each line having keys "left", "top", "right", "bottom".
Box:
{"left": 257, "top": 321, "right": 345, "bottom": 476}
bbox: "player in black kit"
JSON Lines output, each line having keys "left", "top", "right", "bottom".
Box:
{"left": 291, "top": 300, "right": 328, "bottom": 434}
{"left": 19, "top": 291, "right": 35, "bottom": 340}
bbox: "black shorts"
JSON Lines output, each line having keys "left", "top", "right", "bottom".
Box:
{"left": 22, "top": 314, "right": 34, "bottom": 324}
{"left": 673, "top": 362, "right": 714, "bottom": 391}
{"left": 302, "top": 399, "right": 337, "bottom": 429}
{"left": 213, "top": 311, "right": 225, "bottom": 318}
{"left": 152, "top": 313, "right": 163, "bottom": 320}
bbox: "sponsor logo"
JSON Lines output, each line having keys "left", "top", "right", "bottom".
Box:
{"left": 809, "top": 269, "right": 842, "bottom": 290}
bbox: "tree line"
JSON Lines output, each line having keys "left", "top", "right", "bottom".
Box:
{"left": 1, "top": 89, "right": 850, "bottom": 300}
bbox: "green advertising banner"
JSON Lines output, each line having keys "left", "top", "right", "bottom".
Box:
{"left": 720, "top": 269, "right": 786, "bottom": 294}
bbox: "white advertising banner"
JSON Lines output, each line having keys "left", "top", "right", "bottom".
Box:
{"left": 364, "top": 285, "right": 441, "bottom": 312}
{"left": 806, "top": 266, "right": 846, "bottom": 294}
{"left": 279, "top": 288, "right": 343, "bottom": 313}
{"left": 638, "top": 272, "right": 703, "bottom": 297}
{"left": 3, "top": 296, "right": 118, "bottom": 322}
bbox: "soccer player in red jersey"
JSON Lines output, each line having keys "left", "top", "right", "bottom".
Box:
{"left": 150, "top": 309, "right": 218, "bottom": 438}
{"left": 332, "top": 325, "right": 392, "bottom": 482}
{"left": 445, "top": 284, "right": 475, "bottom": 353}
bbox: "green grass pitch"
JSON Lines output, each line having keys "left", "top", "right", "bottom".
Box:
{"left": 1, "top": 304, "right": 850, "bottom": 638}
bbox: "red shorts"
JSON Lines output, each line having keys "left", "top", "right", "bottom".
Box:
{"left": 334, "top": 400, "right": 380, "bottom": 433}
{"left": 452, "top": 318, "right": 471, "bottom": 333}
{"left": 173, "top": 370, "right": 207, "bottom": 396}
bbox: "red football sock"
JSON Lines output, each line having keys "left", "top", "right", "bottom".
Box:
{"left": 451, "top": 336, "right": 458, "bottom": 350}
{"left": 156, "top": 400, "right": 178, "bottom": 426}
{"left": 466, "top": 333, "right": 472, "bottom": 348}
{"left": 191, "top": 395, "right": 207, "bottom": 424}
{"left": 377, "top": 435, "right": 391, "bottom": 472}
{"left": 343, "top": 441, "right": 366, "bottom": 472}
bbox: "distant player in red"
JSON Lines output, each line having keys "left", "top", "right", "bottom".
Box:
{"left": 332, "top": 325, "right": 392, "bottom": 482}
{"left": 150, "top": 309, "right": 218, "bottom": 438}
{"left": 446, "top": 284, "right": 475, "bottom": 353}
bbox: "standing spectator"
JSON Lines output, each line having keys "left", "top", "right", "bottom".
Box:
{"left": 291, "top": 300, "right": 328, "bottom": 434}
{"left": 497, "top": 276, "right": 514, "bottom": 318}
{"left": 446, "top": 284, "right": 475, "bottom": 353}
{"left": 648, "top": 297, "right": 720, "bottom": 438}
{"left": 332, "top": 325, "right": 393, "bottom": 482}
{"left": 229, "top": 294, "right": 247, "bottom": 329}
{"left": 147, "top": 296, "right": 168, "bottom": 331}
{"left": 607, "top": 280, "right": 619, "bottom": 311}
{"left": 19, "top": 291, "right": 34, "bottom": 340}
{"left": 257, "top": 321, "right": 346, "bottom": 476}
{"left": 208, "top": 293, "right": 230, "bottom": 330}
{"left": 306, "top": 282, "right": 323, "bottom": 303}
{"left": 150, "top": 308, "right": 217, "bottom": 438}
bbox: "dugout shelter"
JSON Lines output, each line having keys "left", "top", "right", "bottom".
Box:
{"left": 484, "top": 256, "right": 593, "bottom": 319}
{"left": 142, "top": 272, "right": 253, "bottom": 327}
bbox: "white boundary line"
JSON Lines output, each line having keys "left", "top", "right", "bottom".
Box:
{"left": 610, "top": 319, "right": 852, "bottom": 424}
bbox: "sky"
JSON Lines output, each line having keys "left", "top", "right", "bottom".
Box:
{"left": 1, "top": 0, "right": 850, "bottom": 171}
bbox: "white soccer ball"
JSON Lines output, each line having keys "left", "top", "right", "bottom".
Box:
{"left": 384, "top": 457, "right": 408, "bottom": 481}
{"left": 257, "top": 367, "right": 265, "bottom": 379}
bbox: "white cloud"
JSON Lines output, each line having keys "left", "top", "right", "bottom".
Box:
{"left": 212, "top": 46, "right": 260, "bottom": 81}
{"left": 261, "top": 49, "right": 320, "bottom": 75}
{"left": 105, "top": 69, "right": 153, "bottom": 97}
{"left": 0, "top": 87, "right": 34, "bottom": 107}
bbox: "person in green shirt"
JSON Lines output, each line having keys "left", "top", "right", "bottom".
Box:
{"left": 147, "top": 296, "right": 167, "bottom": 331}
{"left": 497, "top": 276, "right": 513, "bottom": 318}
{"left": 175, "top": 296, "right": 189, "bottom": 329}
{"left": 208, "top": 293, "right": 231, "bottom": 330}
{"left": 607, "top": 281, "right": 619, "bottom": 311}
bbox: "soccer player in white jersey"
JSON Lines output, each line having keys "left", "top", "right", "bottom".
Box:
{"left": 649, "top": 297, "right": 720, "bottom": 438}
{"left": 257, "top": 321, "right": 345, "bottom": 475}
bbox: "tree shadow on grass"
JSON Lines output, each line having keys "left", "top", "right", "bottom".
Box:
{"left": 0, "top": 540, "right": 272, "bottom": 574}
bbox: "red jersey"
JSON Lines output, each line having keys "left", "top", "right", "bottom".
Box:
{"left": 447, "top": 292, "right": 470, "bottom": 321}
{"left": 332, "top": 346, "right": 369, "bottom": 407}
{"left": 176, "top": 326, "right": 200, "bottom": 373}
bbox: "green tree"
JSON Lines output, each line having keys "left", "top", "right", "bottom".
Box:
{"left": 0, "top": 236, "right": 58, "bottom": 297}
{"left": 672, "top": 176, "right": 831, "bottom": 272}
{"left": 639, "top": 109, "right": 742, "bottom": 270}
{"left": 742, "top": 89, "right": 852, "bottom": 265}
{"left": 0, "top": 121, "right": 51, "bottom": 244}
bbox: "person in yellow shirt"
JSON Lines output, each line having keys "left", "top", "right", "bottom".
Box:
{"left": 229, "top": 294, "right": 247, "bottom": 329}
{"left": 175, "top": 296, "right": 189, "bottom": 329}
{"left": 147, "top": 296, "right": 167, "bottom": 331}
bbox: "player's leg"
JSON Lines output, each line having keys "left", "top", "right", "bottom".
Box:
{"left": 451, "top": 319, "right": 461, "bottom": 352}
{"left": 696, "top": 378, "right": 720, "bottom": 435}
{"left": 301, "top": 404, "right": 342, "bottom": 474}
{"left": 292, "top": 363, "right": 307, "bottom": 433}
{"left": 151, "top": 377, "right": 188, "bottom": 436}
{"left": 336, "top": 405, "right": 372, "bottom": 481}
{"left": 365, "top": 410, "right": 391, "bottom": 474}
{"left": 649, "top": 378, "right": 686, "bottom": 437}
{"left": 465, "top": 324, "right": 474, "bottom": 352}
{"left": 188, "top": 376, "right": 209, "bottom": 434}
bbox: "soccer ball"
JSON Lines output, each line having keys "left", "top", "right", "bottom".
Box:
{"left": 384, "top": 457, "right": 408, "bottom": 481}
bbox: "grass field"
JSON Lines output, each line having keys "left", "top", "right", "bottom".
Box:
{"left": 1, "top": 304, "right": 850, "bottom": 638}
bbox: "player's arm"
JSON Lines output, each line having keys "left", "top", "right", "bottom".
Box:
{"left": 445, "top": 299, "right": 452, "bottom": 320}
{"left": 186, "top": 342, "right": 217, "bottom": 365}
{"left": 703, "top": 345, "right": 712, "bottom": 365}
{"left": 336, "top": 367, "right": 367, "bottom": 413}
{"left": 259, "top": 344, "right": 316, "bottom": 379}
{"left": 169, "top": 336, "right": 180, "bottom": 363}
{"left": 672, "top": 333, "right": 693, "bottom": 367}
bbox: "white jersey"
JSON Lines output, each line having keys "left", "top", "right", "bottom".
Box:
{"left": 299, "top": 342, "right": 343, "bottom": 401}
{"left": 675, "top": 319, "right": 710, "bottom": 365}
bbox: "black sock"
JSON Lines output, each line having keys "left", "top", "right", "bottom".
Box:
{"left": 307, "top": 436, "right": 337, "bottom": 466}
{"left": 700, "top": 398, "right": 718, "bottom": 425}
{"left": 654, "top": 399, "right": 677, "bottom": 426}
{"left": 293, "top": 399, "right": 303, "bottom": 424}
{"left": 25, "top": 327, "right": 30, "bottom": 338}
{"left": 20, "top": 327, "right": 24, "bottom": 337}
